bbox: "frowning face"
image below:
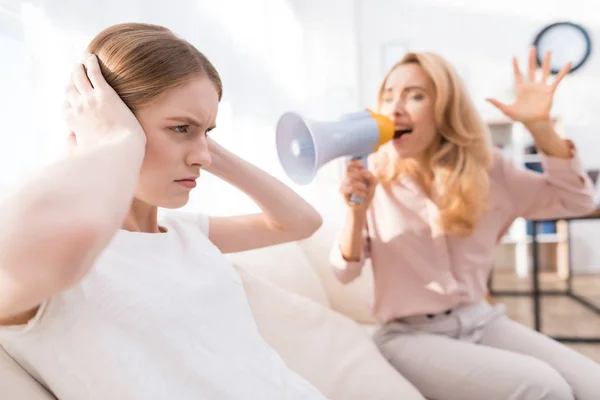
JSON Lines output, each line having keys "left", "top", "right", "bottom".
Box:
{"left": 134, "top": 76, "right": 219, "bottom": 208}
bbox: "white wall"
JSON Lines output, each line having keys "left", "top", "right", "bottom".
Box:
{"left": 354, "top": 0, "right": 600, "bottom": 272}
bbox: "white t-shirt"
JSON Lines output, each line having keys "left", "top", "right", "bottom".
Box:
{"left": 0, "top": 212, "right": 326, "bottom": 400}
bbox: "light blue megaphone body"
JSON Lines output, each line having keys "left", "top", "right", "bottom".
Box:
{"left": 275, "top": 109, "right": 394, "bottom": 204}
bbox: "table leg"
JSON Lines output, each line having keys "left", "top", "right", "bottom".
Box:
{"left": 532, "top": 220, "right": 541, "bottom": 332}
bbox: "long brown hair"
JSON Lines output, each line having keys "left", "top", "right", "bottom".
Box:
{"left": 373, "top": 52, "right": 492, "bottom": 237}
{"left": 87, "top": 23, "right": 222, "bottom": 112}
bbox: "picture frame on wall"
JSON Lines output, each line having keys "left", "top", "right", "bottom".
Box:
{"left": 381, "top": 41, "right": 408, "bottom": 76}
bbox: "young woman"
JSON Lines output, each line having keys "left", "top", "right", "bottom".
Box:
{"left": 331, "top": 48, "right": 600, "bottom": 399}
{"left": 0, "top": 23, "right": 326, "bottom": 400}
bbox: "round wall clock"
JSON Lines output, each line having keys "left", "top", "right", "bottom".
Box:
{"left": 533, "top": 21, "right": 592, "bottom": 74}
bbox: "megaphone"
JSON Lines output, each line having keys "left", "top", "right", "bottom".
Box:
{"left": 276, "top": 109, "right": 395, "bottom": 204}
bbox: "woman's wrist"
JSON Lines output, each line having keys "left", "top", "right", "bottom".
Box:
{"left": 347, "top": 206, "right": 367, "bottom": 228}
{"left": 524, "top": 118, "right": 571, "bottom": 159}
{"left": 523, "top": 118, "right": 553, "bottom": 136}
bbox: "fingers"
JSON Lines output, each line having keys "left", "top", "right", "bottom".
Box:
{"left": 346, "top": 158, "right": 366, "bottom": 169}
{"left": 64, "top": 82, "right": 78, "bottom": 101}
{"left": 62, "top": 87, "right": 81, "bottom": 131}
{"left": 340, "top": 166, "right": 378, "bottom": 203}
{"left": 61, "top": 99, "right": 73, "bottom": 125}
{"left": 64, "top": 54, "right": 103, "bottom": 119}
{"left": 72, "top": 63, "right": 93, "bottom": 95}
{"left": 364, "top": 170, "right": 378, "bottom": 186}
{"left": 512, "top": 57, "right": 524, "bottom": 85}
{"left": 83, "top": 54, "right": 107, "bottom": 90}
{"left": 346, "top": 159, "right": 368, "bottom": 177}
{"left": 551, "top": 62, "right": 571, "bottom": 92}
{"left": 342, "top": 170, "right": 366, "bottom": 191}
{"left": 340, "top": 179, "right": 369, "bottom": 200}
{"left": 345, "top": 159, "right": 378, "bottom": 184}
{"left": 528, "top": 46, "right": 537, "bottom": 82}
{"left": 541, "top": 51, "right": 551, "bottom": 83}
{"left": 341, "top": 186, "right": 368, "bottom": 200}
{"left": 347, "top": 167, "right": 365, "bottom": 182}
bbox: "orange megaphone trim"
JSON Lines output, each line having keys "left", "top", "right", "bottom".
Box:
{"left": 367, "top": 109, "right": 394, "bottom": 151}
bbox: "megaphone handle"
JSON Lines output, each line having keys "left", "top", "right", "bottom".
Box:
{"left": 348, "top": 155, "right": 368, "bottom": 205}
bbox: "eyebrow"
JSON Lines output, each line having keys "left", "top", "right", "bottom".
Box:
{"left": 166, "top": 116, "right": 204, "bottom": 127}
{"left": 383, "top": 85, "right": 426, "bottom": 93}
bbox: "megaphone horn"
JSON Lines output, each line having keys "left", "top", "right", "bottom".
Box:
{"left": 275, "top": 109, "right": 394, "bottom": 204}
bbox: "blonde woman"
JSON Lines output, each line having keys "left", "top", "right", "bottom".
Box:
{"left": 331, "top": 48, "right": 600, "bottom": 399}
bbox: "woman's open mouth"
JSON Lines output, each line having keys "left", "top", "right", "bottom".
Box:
{"left": 394, "top": 128, "right": 413, "bottom": 139}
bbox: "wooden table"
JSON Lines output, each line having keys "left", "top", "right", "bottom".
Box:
{"left": 492, "top": 209, "right": 600, "bottom": 343}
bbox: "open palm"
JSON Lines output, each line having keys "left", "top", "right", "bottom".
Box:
{"left": 487, "top": 47, "right": 571, "bottom": 124}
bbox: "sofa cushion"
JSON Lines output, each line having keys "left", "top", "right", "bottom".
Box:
{"left": 297, "top": 220, "right": 377, "bottom": 325}
{"left": 235, "top": 265, "right": 425, "bottom": 400}
{"left": 0, "top": 346, "right": 56, "bottom": 400}
{"left": 226, "top": 242, "right": 329, "bottom": 307}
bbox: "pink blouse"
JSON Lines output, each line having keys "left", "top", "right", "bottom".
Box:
{"left": 330, "top": 144, "right": 596, "bottom": 323}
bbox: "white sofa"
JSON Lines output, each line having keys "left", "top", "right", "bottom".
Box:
{"left": 0, "top": 219, "right": 424, "bottom": 399}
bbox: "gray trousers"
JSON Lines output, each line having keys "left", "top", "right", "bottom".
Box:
{"left": 373, "top": 301, "right": 600, "bottom": 400}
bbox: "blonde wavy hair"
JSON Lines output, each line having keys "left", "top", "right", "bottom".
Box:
{"left": 372, "top": 52, "right": 492, "bottom": 237}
